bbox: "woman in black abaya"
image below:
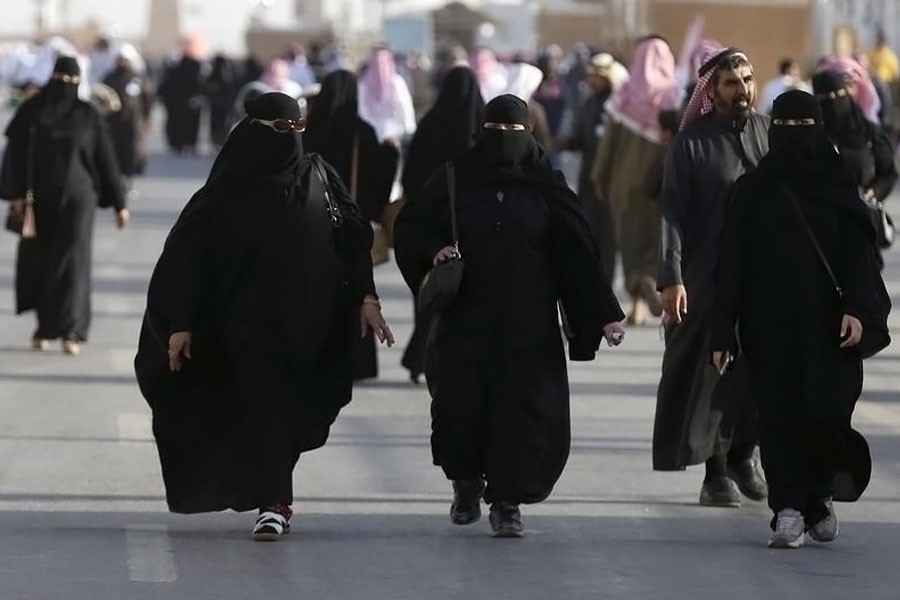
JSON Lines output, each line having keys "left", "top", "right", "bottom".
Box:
{"left": 812, "top": 70, "right": 897, "bottom": 268}
{"left": 394, "top": 95, "right": 625, "bottom": 537}
{"left": 134, "top": 93, "right": 394, "bottom": 540}
{"left": 399, "top": 65, "right": 484, "bottom": 383}
{"left": 304, "top": 69, "right": 397, "bottom": 381}
{"left": 0, "top": 56, "right": 128, "bottom": 355}
{"left": 712, "top": 91, "right": 890, "bottom": 549}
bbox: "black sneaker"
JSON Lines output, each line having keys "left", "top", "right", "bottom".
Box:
{"left": 489, "top": 501, "right": 524, "bottom": 538}
{"left": 699, "top": 476, "right": 742, "bottom": 508}
{"left": 252, "top": 505, "right": 292, "bottom": 541}
{"left": 727, "top": 458, "right": 768, "bottom": 501}
{"left": 450, "top": 479, "right": 485, "bottom": 525}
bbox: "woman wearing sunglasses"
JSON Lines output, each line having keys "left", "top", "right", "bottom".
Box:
{"left": 395, "top": 95, "right": 625, "bottom": 537}
{"left": 136, "top": 92, "right": 394, "bottom": 541}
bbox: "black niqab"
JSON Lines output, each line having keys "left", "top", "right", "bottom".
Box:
{"left": 759, "top": 89, "right": 871, "bottom": 228}
{"left": 39, "top": 56, "right": 81, "bottom": 125}
{"left": 303, "top": 70, "right": 358, "bottom": 164}
{"left": 206, "top": 92, "right": 303, "bottom": 188}
{"left": 477, "top": 94, "right": 533, "bottom": 169}
{"left": 812, "top": 71, "right": 869, "bottom": 149}
{"left": 401, "top": 66, "right": 484, "bottom": 197}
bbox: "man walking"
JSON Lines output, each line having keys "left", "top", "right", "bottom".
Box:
{"left": 654, "top": 45, "right": 769, "bottom": 507}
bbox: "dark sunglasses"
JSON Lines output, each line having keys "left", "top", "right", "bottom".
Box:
{"left": 250, "top": 117, "right": 306, "bottom": 133}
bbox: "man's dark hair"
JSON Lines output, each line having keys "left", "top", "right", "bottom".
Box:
{"left": 708, "top": 53, "right": 752, "bottom": 87}
{"left": 778, "top": 58, "right": 795, "bottom": 75}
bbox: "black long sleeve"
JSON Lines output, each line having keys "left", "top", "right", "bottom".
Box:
{"left": 657, "top": 136, "right": 692, "bottom": 289}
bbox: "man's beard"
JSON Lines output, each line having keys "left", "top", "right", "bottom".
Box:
{"left": 715, "top": 93, "right": 753, "bottom": 120}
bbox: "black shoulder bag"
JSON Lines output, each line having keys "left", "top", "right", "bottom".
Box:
{"left": 781, "top": 182, "right": 890, "bottom": 359}
{"left": 309, "top": 155, "right": 344, "bottom": 229}
{"left": 417, "top": 163, "right": 464, "bottom": 315}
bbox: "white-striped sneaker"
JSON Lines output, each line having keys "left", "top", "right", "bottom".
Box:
{"left": 768, "top": 509, "right": 805, "bottom": 549}
{"left": 252, "top": 510, "right": 291, "bottom": 541}
{"left": 808, "top": 498, "right": 839, "bottom": 543}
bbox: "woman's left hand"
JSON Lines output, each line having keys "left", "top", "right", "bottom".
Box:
{"left": 116, "top": 208, "right": 130, "bottom": 230}
{"left": 839, "top": 314, "right": 863, "bottom": 348}
{"left": 602, "top": 321, "right": 626, "bottom": 347}
{"left": 360, "top": 297, "right": 395, "bottom": 347}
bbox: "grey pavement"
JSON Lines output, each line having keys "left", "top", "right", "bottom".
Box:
{"left": 1, "top": 137, "right": 900, "bottom": 599}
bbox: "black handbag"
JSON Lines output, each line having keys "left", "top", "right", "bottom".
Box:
{"left": 782, "top": 183, "right": 890, "bottom": 359}
{"left": 870, "top": 201, "right": 895, "bottom": 249}
{"left": 5, "top": 125, "right": 37, "bottom": 237}
{"left": 417, "top": 163, "right": 464, "bottom": 315}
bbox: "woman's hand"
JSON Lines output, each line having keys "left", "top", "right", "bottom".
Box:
{"left": 168, "top": 331, "right": 192, "bottom": 372}
{"left": 839, "top": 314, "right": 863, "bottom": 348}
{"left": 433, "top": 245, "right": 460, "bottom": 266}
{"left": 116, "top": 208, "right": 130, "bottom": 229}
{"left": 602, "top": 321, "right": 626, "bottom": 347}
{"left": 360, "top": 296, "right": 395, "bottom": 346}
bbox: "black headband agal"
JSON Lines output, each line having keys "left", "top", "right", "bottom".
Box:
{"left": 698, "top": 47, "right": 750, "bottom": 77}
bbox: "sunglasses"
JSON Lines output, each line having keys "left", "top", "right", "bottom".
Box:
{"left": 251, "top": 118, "right": 306, "bottom": 133}
{"left": 815, "top": 88, "right": 849, "bottom": 101}
{"left": 51, "top": 73, "right": 81, "bottom": 84}
{"left": 772, "top": 118, "right": 818, "bottom": 126}
{"left": 484, "top": 122, "right": 528, "bottom": 131}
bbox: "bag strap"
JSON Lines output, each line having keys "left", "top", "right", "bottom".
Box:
{"left": 447, "top": 162, "right": 458, "bottom": 248}
{"left": 779, "top": 182, "right": 843, "bottom": 298}
{"left": 310, "top": 156, "right": 343, "bottom": 228}
{"left": 25, "top": 125, "right": 36, "bottom": 205}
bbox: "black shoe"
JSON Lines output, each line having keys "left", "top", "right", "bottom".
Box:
{"left": 699, "top": 476, "right": 742, "bottom": 508}
{"left": 450, "top": 479, "right": 485, "bottom": 525}
{"left": 727, "top": 458, "right": 768, "bottom": 501}
{"left": 489, "top": 501, "right": 524, "bottom": 538}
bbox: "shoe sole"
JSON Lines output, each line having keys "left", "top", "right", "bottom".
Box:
{"left": 699, "top": 497, "right": 742, "bottom": 508}
{"left": 492, "top": 528, "right": 524, "bottom": 539}
{"left": 252, "top": 532, "right": 281, "bottom": 542}
{"left": 768, "top": 535, "right": 805, "bottom": 549}
{"left": 809, "top": 525, "right": 839, "bottom": 543}
{"left": 451, "top": 513, "right": 481, "bottom": 526}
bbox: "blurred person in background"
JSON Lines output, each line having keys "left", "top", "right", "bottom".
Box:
{"left": 0, "top": 57, "right": 129, "bottom": 356}
{"left": 284, "top": 44, "right": 317, "bottom": 89}
{"left": 593, "top": 35, "right": 682, "bottom": 326}
{"left": 472, "top": 47, "right": 508, "bottom": 104}
{"left": 204, "top": 54, "right": 240, "bottom": 150}
{"left": 533, "top": 45, "right": 571, "bottom": 168}
{"left": 430, "top": 43, "right": 468, "bottom": 99}
{"left": 358, "top": 46, "right": 417, "bottom": 148}
{"left": 304, "top": 70, "right": 399, "bottom": 381}
{"left": 504, "top": 60, "right": 552, "bottom": 152}
{"left": 88, "top": 37, "right": 117, "bottom": 86}
{"left": 158, "top": 38, "right": 206, "bottom": 154}
{"left": 812, "top": 70, "right": 898, "bottom": 269}
{"left": 399, "top": 65, "right": 484, "bottom": 384}
{"left": 760, "top": 58, "right": 809, "bottom": 115}
{"left": 852, "top": 51, "right": 897, "bottom": 139}
{"left": 816, "top": 56, "right": 881, "bottom": 126}
{"left": 558, "top": 53, "right": 628, "bottom": 284}
{"left": 103, "top": 44, "right": 154, "bottom": 198}
{"left": 867, "top": 31, "right": 899, "bottom": 89}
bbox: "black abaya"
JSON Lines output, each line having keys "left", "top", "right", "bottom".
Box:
{"left": 0, "top": 88, "right": 125, "bottom": 341}
{"left": 158, "top": 57, "right": 204, "bottom": 152}
{"left": 135, "top": 94, "right": 376, "bottom": 513}
{"left": 394, "top": 114, "right": 624, "bottom": 504}
{"left": 103, "top": 65, "right": 152, "bottom": 176}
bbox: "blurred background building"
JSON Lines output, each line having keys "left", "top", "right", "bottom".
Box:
{"left": 0, "top": 0, "right": 898, "bottom": 81}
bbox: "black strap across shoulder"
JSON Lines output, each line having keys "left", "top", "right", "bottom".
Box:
{"left": 779, "top": 182, "right": 843, "bottom": 298}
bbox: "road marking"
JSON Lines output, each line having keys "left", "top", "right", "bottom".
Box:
{"left": 857, "top": 400, "right": 900, "bottom": 434}
{"left": 126, "top": 525, "right": 177, "bottom": 583}
{"left": 118, "top": 412, "right": 153, "bottom": 441}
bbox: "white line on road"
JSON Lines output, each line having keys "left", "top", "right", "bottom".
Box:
{"left": 125, "top": 524, "right": 177, "bottom": 583}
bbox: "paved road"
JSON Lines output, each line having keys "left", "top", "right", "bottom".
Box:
{"left": 0, "top": 142, "right": 899, "bottom": 599}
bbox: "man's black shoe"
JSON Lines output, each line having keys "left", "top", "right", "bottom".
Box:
{"left": 489, "top": 501, "right": 524, "bottom": 538}
{"left": 450, "top": 479, "right": 485, "bottom": 525}
{"left": 699, "top": 476, "right": 742, "bottom": 508}
{"left": 727, "top": 458, "right": 768, "bottom": 501}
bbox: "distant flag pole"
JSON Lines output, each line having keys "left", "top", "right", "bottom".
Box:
{"left": 676, "top": 14, "right": 705, "bottom": 87}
